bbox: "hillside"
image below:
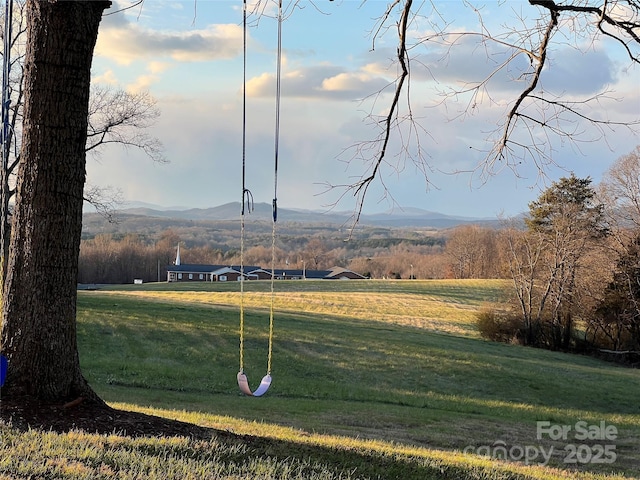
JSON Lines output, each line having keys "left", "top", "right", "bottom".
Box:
{"left": 114, "top": 201, "right": 499, "bottom": 227}
{"left": 82, "top": 201, "right": 500, "bottom": 241}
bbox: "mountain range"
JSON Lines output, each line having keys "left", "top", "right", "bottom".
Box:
{"left": 112, "top": 201, "right": 501, "bottom": 229}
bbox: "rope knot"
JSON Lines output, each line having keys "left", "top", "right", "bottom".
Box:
{"left": 242, "top": 188, "right": 254, "bottom": 216}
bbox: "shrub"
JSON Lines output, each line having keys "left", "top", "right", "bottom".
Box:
{"left": 476, "top": 308, "right": 524, "bottom": 343}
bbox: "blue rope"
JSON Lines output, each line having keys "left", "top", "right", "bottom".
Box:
{"left": 0, "top": 0, "right": 14, "bottom": 389}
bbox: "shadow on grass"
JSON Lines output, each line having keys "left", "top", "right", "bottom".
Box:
{"left": 1, "top": 398, "right": 530, "bottom": 480}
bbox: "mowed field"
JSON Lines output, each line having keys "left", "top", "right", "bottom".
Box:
{"left": 2, "top": 279, "right": 639, "bottom": 479}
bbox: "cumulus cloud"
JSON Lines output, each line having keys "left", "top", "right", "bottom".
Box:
{"left": 126, "top": 73, "right": 159, "bottom": 93}
{"left": 92, "top": 69, "right": 119, "bottom": 85}
{"left": 96, "top": 11, "right": 242, "bottom": 65}
{"left": 246, "top": 64, "right": 389, "bottom": 101}
{"left": 125, "top": 61, "right": 172, "bottom": 92}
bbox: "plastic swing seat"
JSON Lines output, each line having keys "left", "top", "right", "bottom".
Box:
{"left": 237, "top": 371, "right": 272, "bottom": 397}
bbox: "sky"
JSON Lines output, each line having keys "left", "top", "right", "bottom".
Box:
{"left": 88, "top": 0, "right": 640, "bottom": 219}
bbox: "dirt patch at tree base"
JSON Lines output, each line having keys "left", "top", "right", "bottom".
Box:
{"left": 0, "top": 396, "right": 220, "bottom": 440}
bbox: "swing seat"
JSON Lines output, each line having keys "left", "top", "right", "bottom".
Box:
{"left": 0, "top": 355, "right": 7, "bottom": 387}
{"left": 237, "top": 371, "right": 271, "bottom": 397}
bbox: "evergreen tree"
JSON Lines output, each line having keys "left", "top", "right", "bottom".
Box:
{"left": 523, "top": 174, "right": 607, "bottom": 349}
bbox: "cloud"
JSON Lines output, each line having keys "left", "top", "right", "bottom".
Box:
{"left": 125, "top": 61, "right": 172, "bottom": 92}
{"left": 246, "top": 64, "right": 389, "bottom": 101}
{"left": 87, "top": 2, "right": 638, "bottom": 219}
{"left": 540, "top": 48, "right": 616, "bottom": 95}
{"left": 321, "top": 72, "right": 384, "bottom": 93}
{"left": 92, "top": 69, "right": 119, "bottom": 85}
{"left": 147, "top": 61, "right": 172, "bottom": 74}
{"left": 96, "top": 12, "right": 243, "bottom": 65}
{"left": 126, "top": 73, "right": 160, "bottom": 93}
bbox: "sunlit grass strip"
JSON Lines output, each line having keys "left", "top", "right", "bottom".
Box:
{"left": 0, "top": 426, "right": 253, "bottom": 480}
{"left": 3, "top": 408, "right": 632, "bottom": 480}
{"left": 97, "top": 290, "right": 484, "bottom": 337}
{"left": 98, "top": 403, "right": 632, "bottom": 480}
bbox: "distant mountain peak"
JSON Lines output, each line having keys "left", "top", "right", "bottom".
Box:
{"left": 105, "top": 201, "right": 500, "bottom": 229}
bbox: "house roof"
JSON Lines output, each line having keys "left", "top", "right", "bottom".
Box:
{"left": 326, "top": 267, "right": 366, "bottom": 279}
{"left": 270, "top": 268, "right": 332, "bottom": 278}
{"left": 167, "top": 264, "right": 260, "bottom": 273}
{"left": 167, "top": 264, "right": 364, "bottom": 279}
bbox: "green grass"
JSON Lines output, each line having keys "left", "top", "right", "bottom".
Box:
{"left": 2, "top": 279, "right": 639, "bottom": 479}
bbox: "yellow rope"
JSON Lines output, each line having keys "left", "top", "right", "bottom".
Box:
{"left": 239, "top": 213, "right": 246, "bottom": 373}
{"left": 238, "top": 0, "right": 247, "bottom": 375}
{"left": 268, "top": 213, "right": 276, "bottom": 375}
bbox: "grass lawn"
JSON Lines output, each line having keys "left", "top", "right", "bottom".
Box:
{"left": 2, "top": 279, "right": 638, "bottom": 479}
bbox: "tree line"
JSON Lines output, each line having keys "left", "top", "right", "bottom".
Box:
{"left": 478, "top": 147, "right": 640, "bottom": 361}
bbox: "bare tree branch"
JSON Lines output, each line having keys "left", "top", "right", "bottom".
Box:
{"left": 83, "top": 184, "right": 124, "bottom": 224}
{"left": 338, "top": 0, "right": 414, "bottom": 230}
{"left": 532, "top": 0, "right": 640, "bottom": 63}
{"left": 493, "top": 5, "right": 559, "bottom": 165}
{"left": 103, "top": 0, "right": 145, "bottom": 18}
{"left": 338, "top": 0, "right": 639, "bottom": 221}
{"left": 86, "top": 86, "right": 166, "bottom": 164}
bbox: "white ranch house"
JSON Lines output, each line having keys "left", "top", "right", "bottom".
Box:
{"left": 166, "top": 264, "right": 366, "bottom": 282}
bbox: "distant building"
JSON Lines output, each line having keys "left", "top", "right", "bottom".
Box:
{"left": 166, "top": 264, "right": 260, "bottom": 282}
{"left": 166, "top": 245, "right": 365, "bottom": 282}
{"left": 166, "top": 264, "right": 365, "bottom": 282}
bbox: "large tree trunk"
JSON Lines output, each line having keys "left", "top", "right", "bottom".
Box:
{"left": 1, "top": 0, "right": 110, "bottom": 403}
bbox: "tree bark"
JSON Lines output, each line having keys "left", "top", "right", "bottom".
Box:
{"left": 1, "top": 0, "right": 110, "bottom": 403}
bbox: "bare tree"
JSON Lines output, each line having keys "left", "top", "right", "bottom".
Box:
{"left": 83, "top": 184, "right": 124, "bottom": 223}
{"left": 445, "top": 225, "right": 499, "bottom": 279}
{"left": 590, "top": 146, "right": 640, "bottom": 351}
{"left": 86, "top": 85, "right": 165, "bottom": 164}
{"left": 599, "top": 145, "right": 640, "bottom": 231}
{"left": 304, "top": 237, "right": 329, "bottom": 269}
{"left": 502, "top": 222, "right": 548, "bottom": 345}
{"left": 0, "top": 1, "right": 25, "bottom": 279}
{"left": 83, "top": 86, "right": 165, "bottom": 219}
